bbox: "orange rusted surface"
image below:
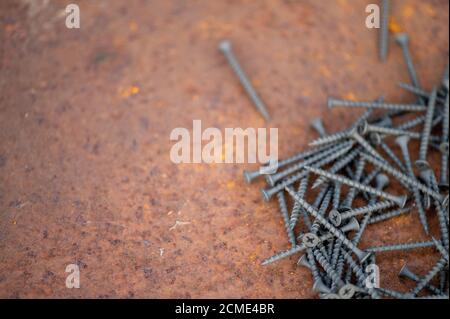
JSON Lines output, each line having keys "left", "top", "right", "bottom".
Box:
{"left": 0, "top": 0, "right": 448, "bottom": 298}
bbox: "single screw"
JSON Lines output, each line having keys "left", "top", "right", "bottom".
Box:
{"left": 368, "top": 207, "right": 410, "bottom": 224}
{"left": 332, "top": 200, "right": 396, "bottom": 225}
{"left": 309, "top": 130, "right": 351, "bottom": 147}
{"left": 360, "top": 121, "right": 424, "bottom": 140}
{"left": 399, "top": 264, "right": 442, "bottom": 295}
{"left": 219, "top": 40, "right": 270, "bottom": 121}
{"left": 395, "top": 135, "right": 430, "bottom": 234}
{"left": 395, "top": 33, "right": 422, "bottom": 92}
{"left": 395, "top": 114, "right": 426, "bottom": 131}
{"left": 302, "top": 233, "right": 321, "bottom": 248}
{"left": 277, "top": 191, "right": 297, "bottom": 248}
{"left": 311, "top": 118, "right": 327, "bottom": 137}
{"left": 415, "top": 88, "right": 438, "bottom": 170}
{"left": 366, "top": 240, "right": 435, "bottom": 253}
{"left": 360, "top": 152, "right": 444, "bottom": 203}
{"left": 285, "top": 187, "right": 371, "bottom": 262}
{"left": 379, "top": 0, "right": 390, "bottom": 62}
{"left": 440, "top": 94, "right": 449, "bottom": 188}
{"left": 327, "top": 97, "right": 426, "bottom": 112}
{"left": 410, "top": 257, "right": 448, "bottom": 296}
{"left": 305, "top": 165, "right": 407, "bottom": 207}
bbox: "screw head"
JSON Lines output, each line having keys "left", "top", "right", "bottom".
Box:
{"left": 313, "top": 278, "right": 331, "bottom": 294}
{"left": 297, "top": 255, "right": 311, "bottom": 269}
{"left": 243, "top": 170, "right": 255, "bottom": 184}
{"left": 440, "top": 142, "right": 449, "bottom": 154}
{"left": 414, "top": 159, "right": 431, "bottom": 171}
{"left": 302, "top": 233, "right": 320, "bottom": 248}
{"left": 328, "top": 209, "right": 342, "bottom": 226}
{"left": 395, "top": 33, "right": 409, "bottom": 46}
{"left": 342, "top": 218, "right": 360, "bottom": 233}
{"left": 265, "top": 174, "right": 276, "bottom": 186}
{"left": 395, "top": 135, "right": 411, "bottom": 150}
{"left": 369, "top": 132, "right": 382, "bottom": 146}
{"left": 218, "top": 40, "right": 232, "bottom": 53}
{"left": 398, "top": 264, "right": 412, "bottom": 278}
{"left": 358, "top": 121, "right": 369, "bottom": 136}
{"left": 327, "top": 97, "right": 336, "bottom": 109}
{"left": 375, "top": 173, "right": 390, "bottom": 190}
{"left": 260, "top": 189, "right": 271, "bottom": 202}
{"left": 339, "top": 284, "right": 356, "bottom": 299}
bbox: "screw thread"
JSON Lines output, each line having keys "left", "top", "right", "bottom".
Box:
{"left": 313, "top": 249, "right": 344, "bottom": 287}
{"left": 332, "top": 182, "right": 342, "bottom": 210}
{"left": 398, "top": 139, "right": 430, "bottom": 234}
{"left": 220, "top": 42, "right": 270, "bottom": 121}
{"left": 342, "top": 157, "right": 366, "bottom": 208}
{"left": 366, "top": 240, "right": 435, "bottom": 253}
{"left": 368, "top": 207, "right": 410, "bottom": 224}
{"left": 311, "top": 189, "right": 332, "bottom": 234}
{"left": 306, "top": 248, "right": 321, "bottom": 283}
{"left": 434, "top": 201, "right": 449, "bottom": 249}
{"left": 379, "top": 141, "right": 407, "bottom": 171}
{"left": 261, "top": 245, "right": 305, "bottom": 265}
{"left": 328, "top": 98, "right": 426, "bottom": 112}
{"left": 309, "top": 130, "right": 350, "bottom": 147}
{"left": 418, "top": 88, "right": 438, "bottom": 162}
{"left": 440, "top": 153, "right": 449, "bottom": 186}
{"left": 341, "top": 200, "right": 396, "bottom": 220}
{"left": 277, "top": 191, "right": 296, "bottom": 247}
{"left": 289, "top": 175, "right": 310, "bottom": 230}
{"left": 395, "top": 114, "right": 426, "bottom": 131}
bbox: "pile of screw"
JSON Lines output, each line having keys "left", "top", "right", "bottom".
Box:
{"left": 244, "top": 33, "right": 449, "bottom": 299}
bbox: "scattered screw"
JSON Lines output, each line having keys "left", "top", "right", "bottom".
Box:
{"left": 328, "top": 97, "right": 426, "bottom": 112}
{"left": 219, "top": 40, "right": 270, "bottom": 121}
{"left": 415, "top": 88, "right": 438, "bottom": 170}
